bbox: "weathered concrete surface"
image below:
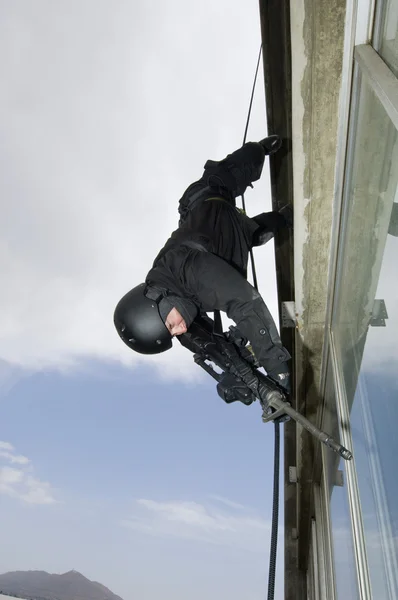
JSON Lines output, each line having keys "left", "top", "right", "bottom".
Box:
{"left": 290, "top": 0, "right": 347, "bottom": 572}
{"left": 260, "top": 0, "right": 350, "bottom": 592}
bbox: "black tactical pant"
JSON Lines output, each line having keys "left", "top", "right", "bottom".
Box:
{"left": 160, "top": 246, "right": 291, "bottom": 374}
{"left": 188, "top": 251, "right": 290, "bottom": 374}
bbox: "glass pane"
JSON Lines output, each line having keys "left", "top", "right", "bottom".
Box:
{"left": 332, "top": 69, "right": 398, "bottom": 599}
{"left": 329, "top": 459, "right": 359, "bottom": 599}
{"left": 376, "top": 0, "right": 398, "bottom": 78}
{"left": 324, "top": 361, "right": 359, "bottom": 600}
{"left": 348, "top": 375, "right": 398, "bottom": 598}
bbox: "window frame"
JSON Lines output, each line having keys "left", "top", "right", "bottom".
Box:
{"left": 324, "top": 41, "right": 398, "bottom": 600}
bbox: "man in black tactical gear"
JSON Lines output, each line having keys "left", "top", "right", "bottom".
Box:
{"left": 114, "top": 135, "right": 292, "bottom": 393}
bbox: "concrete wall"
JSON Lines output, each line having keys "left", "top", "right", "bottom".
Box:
{"left": 290, "top": 0, "right": 347, "bottom": 573}
{"left": 260, "top": 0, "right": 352, "bottom": 594}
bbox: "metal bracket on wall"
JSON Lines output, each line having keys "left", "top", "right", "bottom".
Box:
{"left": 370, "top": 299, "right": 388, "bottom": 327}
{"left": 281, "top": 301, "right": 296, "bottom": 328}
{"left": 289, "top": 466, "right": 298, "bottom": 483}
{"left": 334, "top": 470, "right": 344, "bottom": 487}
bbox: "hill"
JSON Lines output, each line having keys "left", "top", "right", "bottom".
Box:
{"left": 0, "top": 570, "right": 124, "bottom": 600}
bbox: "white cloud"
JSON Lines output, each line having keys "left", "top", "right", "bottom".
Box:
{"left": 137, "top": 499, "right": 235, "bottom": 530}
{"left": 0, "top": 441, "right": 30, "bottom": 465}
{"left": 207, "top": 494, "right": 246, "bottom": 510}
{"left": 0, "top": 1, "right": 277, "bottom": 384}
{"left": 0, "top": 466, "right": 24, "bottom": 486}
{"left": 0, "top": 441, "right": 14, "bottom": 451}
{"left": 0, "top": 441, "right": 56, "bottom": 505}
{"left": 20, "top": 476, "right": 56, "bottom": 505}
{"left": 0, "top": 450, "right": 30, "bottom": 465}
{"left": 122, "top": 497, "right": 270, "bottom": 551}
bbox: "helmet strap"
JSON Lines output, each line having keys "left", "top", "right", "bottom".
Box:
{"left": 144, "top": 286, "right": 164, "bottom": 303}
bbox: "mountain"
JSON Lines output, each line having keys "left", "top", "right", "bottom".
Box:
{"left": 0, "top": 570, "right": 124, "bottom": 600}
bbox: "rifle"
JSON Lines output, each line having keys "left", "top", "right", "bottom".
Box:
{"left": 179, "top": 315, "right": 352, "bottom": 461}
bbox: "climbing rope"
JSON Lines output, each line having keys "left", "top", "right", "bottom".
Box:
{"left": 241, "top": 43, "right": 262, "bottom": 291}
{"left": 242, "top": 44, "right": 263, "bottom": 148}
{"left": 267, "top": 421, "right": 280, "bottom": 600}
{"left": 240, "top": 43, "right": 281, "bottom": 600}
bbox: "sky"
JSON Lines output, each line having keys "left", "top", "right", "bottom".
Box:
{"left": 0, "top": 2, "right": 284, "bottom": 600}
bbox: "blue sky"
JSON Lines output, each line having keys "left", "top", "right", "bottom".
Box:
{"left": 0, "top": 363, "right": 283, "bottom": 600}
{"left": 0, "top": 2, "right": 283, "bottom": 599}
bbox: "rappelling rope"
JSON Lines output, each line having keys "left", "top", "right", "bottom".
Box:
{"left": 242, "top": 44, "right": 263, "bottom": 149}
{"left": 240, "top": 43, "right": 281, "bottom": 600}
{"left": 267, "top": 419, "right": 280, "bottom": 600}
{"left": 241, "top": 43, "right": 262, "bottom": 291}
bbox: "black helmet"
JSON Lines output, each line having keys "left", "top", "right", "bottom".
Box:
{"left": 113, "top": 284, "right": 172, "bottom": 355}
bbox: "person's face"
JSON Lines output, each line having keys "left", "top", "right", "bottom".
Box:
{"left": 164, "top": 307, "right": 187, "bottom": 336}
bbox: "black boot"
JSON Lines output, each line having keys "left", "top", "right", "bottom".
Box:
{"left": 259, "top": 135, "right": 282, "bottom": 156}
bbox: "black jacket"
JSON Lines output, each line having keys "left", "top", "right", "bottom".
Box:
{"left": 144, "top": 141, "right": 291, "bottom": 373}
{"left": 148, "top": 198, "right": 257, "bottom": 277}
{"left": 147, "top": 139, "right": 286, "bottom": 285}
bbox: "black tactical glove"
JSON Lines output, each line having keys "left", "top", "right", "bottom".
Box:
{"left": 259, "top": 135, "right": 282, "bottom": 155}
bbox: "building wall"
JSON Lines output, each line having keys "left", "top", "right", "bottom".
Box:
{"left": 260, "top": 1, "right": 398, "bottom": 597}
{"left": 293, "top": 0, "right": 398, "bottom": 598}
{"left": 290, "top": 0, "right": 349, "bottom": 580}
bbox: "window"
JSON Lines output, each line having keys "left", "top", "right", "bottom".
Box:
{"left": 331, "top": 46, "right": 398, "bottom": 599}
{"left": 323, "top": 360, "right": 359, "bottom": 599}
{"left": 374, "top": 0, "right": 398, "bottom": 77}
